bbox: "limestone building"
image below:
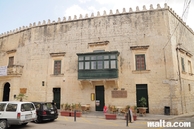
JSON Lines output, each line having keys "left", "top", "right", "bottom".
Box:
{"left": 0, "top": 3, "right": 194, "bottom": 115}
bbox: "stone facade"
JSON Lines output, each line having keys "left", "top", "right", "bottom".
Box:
{"left": 0, "top": 3, "right": 194, "bottom": 115}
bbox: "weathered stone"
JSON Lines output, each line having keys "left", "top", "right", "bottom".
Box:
{"left": 0, "top": 4, "right": 193, "bottom": 115}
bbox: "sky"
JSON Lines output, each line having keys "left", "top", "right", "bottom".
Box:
{"left": 0, "top": 0, "right": 193, "bottom": 34}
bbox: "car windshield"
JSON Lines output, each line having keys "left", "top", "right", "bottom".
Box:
{"left": 21, "top": 103, "right": 35, "bottom": 111}
{"left": 43, "top": 103, "right": 54, "bottom": 110}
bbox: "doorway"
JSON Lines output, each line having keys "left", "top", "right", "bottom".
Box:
{"left": 136, "top": 84, "right": 149, "bottom": 113}
{"left": 3, "top": 82, "right": 10, "bottom": 101}
{"left": 95, "top": 86, "right": 105, "bottom": 111}
{"left": 53, "top": 88, "right": 61, "bottom": 109}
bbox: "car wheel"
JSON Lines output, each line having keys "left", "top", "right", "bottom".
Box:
{"left": 50, "top": 119, "right": 55, "bottom": 122}
{"left": 34, "top": 117, "right": 42, "bottom": 123}
{"left": 0, "top": 120, "right": 7, "bottom": 129}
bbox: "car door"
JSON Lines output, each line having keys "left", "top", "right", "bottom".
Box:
{"left": 0, "top": 103, "right": 7, "bottom": 118}
{"left": 20, "top": 103, "right": 36, "bottom": 121}
{"left": 4, "top": 103, "right": 18, "bottom": 121}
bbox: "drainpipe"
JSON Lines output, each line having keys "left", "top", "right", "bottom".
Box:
{"left": 176, "top": 46, "right": 184, "bottom": 114}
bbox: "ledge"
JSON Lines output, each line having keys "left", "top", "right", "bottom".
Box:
{"left": 50, "top": 74, "right": 64, "bottom": 77}
{"left": 130, "top": 45, "right": 149, "bottom": 50}
{"left": 178, "top": 48, "right": 192, "bottom": 57}
{"left": 50, "top": 52, "right": 66, "bottom": 57}
{"left": 6, "top": 49, "right": 17, "bottom": 54}
{"left": 132, "top": 70, "right": 150, "bottom": 74}
{"left": 88, "top": 41, "right": 109, "bottom": 47}
{"left": 78, "top": 79, "right": 119, "bottom": 90}
{"left": 181, "top": 71, "right": 187, "bottom": 74}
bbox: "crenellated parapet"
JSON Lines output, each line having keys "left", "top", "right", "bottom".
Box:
{"left": 0, "top": 3, "right": 193, "bottom": 38}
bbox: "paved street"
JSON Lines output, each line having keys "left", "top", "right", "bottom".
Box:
{"left": 8, "top": 115, "right": 193, "bottom": 129}
{"left": 161, "top": 116, "right": 194, "bottom": 129}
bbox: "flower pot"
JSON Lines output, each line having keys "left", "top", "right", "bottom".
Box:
{"left": 60, "top": 111, "right": 71, "bottom": 116}
{"left": 70, "top": 112, "right": 82, "bottom": 117}
{"left": 105, "top": 114, "right": 117, "bottom": 120}
{"left": 138, "top": 107, "right": 147, "bottom": 116}
{"left": 133, "top": 115, "right": 137, "bottom": 121}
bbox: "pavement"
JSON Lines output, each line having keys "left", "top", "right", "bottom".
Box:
{"left": 59, "top": 110, "right": 194, "bottom": 121}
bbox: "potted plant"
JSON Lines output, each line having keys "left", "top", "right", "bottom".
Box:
{"left": 133, "top": 105, "right": 137, "bottom": 121}
{"left": 71, "top": 103, "right": 82, "bottom": 117}
{"left": 60, "top": 103, "right": 71, "bottom": 116}
{"left": 105, "top": 105, "right": 117, "bottom": 120}
{"left": 15, "top": 93, "right": 28, "bottom": 102}
{"left": 61, "top": 103, "right": 64, "bottom": 109}
{"left": 138, "top": 97, "right": 147, "bottom": 116}
{"left": 126, "top": 105, "right": 130, "bottom": 111}
{"left": 124, "top": 105, "right": 130, "bottom": 120}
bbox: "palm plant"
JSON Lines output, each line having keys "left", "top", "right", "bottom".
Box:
{"left": 15, "top": 93, "right": 28, "bottom": 102}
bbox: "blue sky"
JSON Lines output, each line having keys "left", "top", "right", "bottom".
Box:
{"left": 0, "top": 0, "right": 193, "bottom": 34}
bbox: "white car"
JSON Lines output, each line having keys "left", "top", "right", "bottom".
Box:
{"left": 0, "top": 101, "right": 37, "bottom": 129}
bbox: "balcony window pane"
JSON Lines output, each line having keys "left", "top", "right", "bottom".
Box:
{"left": 79, "top": 62, "right": 84, "bottom": 69}
{"left": 104, "top": 55, "right": 109, "bottom": 59}
{"left": 104, "top": 61, "right": 109, "bottom": 69}
{"left": 110, "top": 60, "right": 116, "bottom": 69}
{"left": 79, "top": 57, "right": 84, "bottom": 61}
{"left": 91, "top": 56, "right": 96, "bottom": 60}
{"left": 110, "top": 55, "right": 116, "bottom": 59}
{"left": 97, "top": 61, "right": 103, "bottom": 69}
{"left": 85, "top": 56, "right": 90, "bottom": 60}
{"left": 85, "top": 62, "right": 90, "bottom": 69}
{"left": 97, "top": 56, "right": 103, "bottom": 60}
{"left": 91, "top": 61, "right": 96, "bottom": 69}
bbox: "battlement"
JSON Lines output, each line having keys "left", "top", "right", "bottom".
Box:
{"left": 0, "top": 3, "right": 193, "bottom": 38}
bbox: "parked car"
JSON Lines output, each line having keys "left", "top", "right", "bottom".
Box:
{"left": 0, "top": 101, "right": 37, "bottom": 129}
{"left": 32, "top": 102, "right": 58, "bottom": 123}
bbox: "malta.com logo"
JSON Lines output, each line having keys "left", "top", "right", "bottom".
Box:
{"left": 147, "top": 119, "right": 191, "bottom": 128}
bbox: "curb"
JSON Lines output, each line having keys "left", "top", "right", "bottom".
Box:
{"left": 58, "top": 111, "right": 194, "bottom": 121}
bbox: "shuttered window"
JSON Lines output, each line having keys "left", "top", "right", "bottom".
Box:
{"left": 135, "top": 54, "right": 146, "bottom": 70}
{"left": 181, "top": 57, "right": 185, "bottom": 72}
{"left": 54, "top": 60, "right": 61, "bottom": 75}
{"left": 8, "top": 56, "right": 14, "bottom": 66}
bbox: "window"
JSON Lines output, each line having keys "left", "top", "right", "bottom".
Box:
{"left": 8, "top": 56, "right": 14, "bottom": 66}
{"left": 85, "top": 62, "right": 90, "bottom": 69}
{"left": 181, "top": 57, "right": 185, "bottom": 72}
{"left": 54, "top": 60, "right": 61, "bottom": 75}
{"left": 104, "top": 61, "right": 109, "bottom": 69}
{"left": 188, "top": 84, "right": 191, "bottom": 91}
{"left": 43, "top": 103, "right": 54, "bottom": 110}
{"left": 110, "top": 60, "right": 116, "bottom": 68}
{"left": 6, "top": 104, "right": 17, "bottom": 112}
{"left": 135, "top": 54, "right": 146, "bottom": 70}
{"left": 79, "top": 62, "right": 84, "bottom": 69}
{"left": 21, "top": 103, "right": 35, "bottom": 111}
{"left": 0, "top": 103, "right": 6, "bottom": 111}
{"left": 78, "top": 54, "right": 118, "bottom": 70}
{"left": 188, "top": 60, "right": 192, "bottom": 74}
{"left": 97, "top": 61, "right": 103, "bottom": 69}
{"left": 91, "top": 61, "right": 96, "bottom": 69}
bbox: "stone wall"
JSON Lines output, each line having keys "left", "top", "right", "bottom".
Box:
{"left": 0, "top": 3, "right": 194, "bottom": 114}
